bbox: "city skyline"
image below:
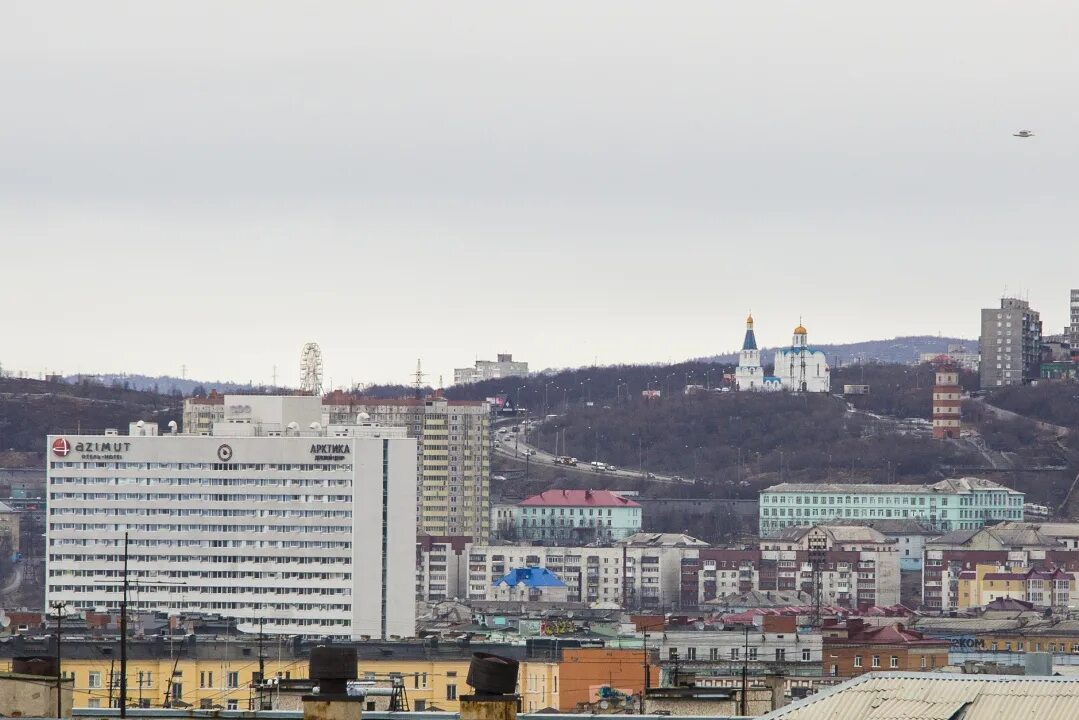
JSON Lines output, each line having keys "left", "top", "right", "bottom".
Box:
{"left": 4, "top": 1, "right": 1079, "bottom": 385}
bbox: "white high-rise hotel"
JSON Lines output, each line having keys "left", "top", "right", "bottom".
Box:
{"left": 46, "top": 396, "right": 416, "bottom": 640}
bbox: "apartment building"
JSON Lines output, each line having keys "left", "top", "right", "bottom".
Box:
{"left": 416, "top": 535, "right": 702, "bottom": 609}
{"left": 416, "top": 535, "right": 471, "bottom": 602}
{"left": 760, "top": 525, "right": 900, "bottom": 608}
{"left": 47, "top": 395, "right": 417, "bottom": 640}
{"left": 181, "top": 392, "right": 225, "bottom": 435}
{"left": 323, "top": 393, "right": 491, "bottom": 539}
{"left": 759, "top": 478, "right": 1024, "bottom": 535}
{"left": 931, "top": 366, "right": 962, "bottom": 439}
{"left": 680, "top": 525, "right": 901, "bottom": 610}
{"left": 1071, "top": 289, "right": 1079, "bottom": 347}
{"left": 453, "top": 353, "right": 529, "bottom": 385}
{"left": 979, "top": 297, "right": 1043, "bottom": 387}
{"left": 922, "top": 524, "right": 1079, "bottom": 611}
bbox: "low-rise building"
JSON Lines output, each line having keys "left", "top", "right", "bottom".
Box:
{"left": 491, "top": 567, "right": 570, "bottom": 602}
{"left": 820, "top": 618, "right": 950, "bottom": 678}
{"left": 659, "top": 616, "right": 823, "bottom": 678}
{"left": 512, "top": 489, "right": 642, "bottom": 543}
{"left": 759, "top": 478, "right": 1025, "bottom": 535}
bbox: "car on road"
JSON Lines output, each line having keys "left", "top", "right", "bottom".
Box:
{"left": 606, "top": 465, "right": 618, "bottom": 472}
{"left": 523, "top": 449, "right": 536, "bottom": 456}
{"left": 492, "top": 475, "right": 507, "bottom": 482}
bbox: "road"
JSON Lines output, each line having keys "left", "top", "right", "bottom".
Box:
{"left": 492, "top": 419, "right": 696, "bottom": 485}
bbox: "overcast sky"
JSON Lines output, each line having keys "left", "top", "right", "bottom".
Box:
{"left": 2, "top": 1, "right": 1077, "bottom": 388}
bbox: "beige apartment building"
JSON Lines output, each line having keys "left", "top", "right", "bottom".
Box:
{"left": 324, "top": 392, "right": 491, "bottom": 539}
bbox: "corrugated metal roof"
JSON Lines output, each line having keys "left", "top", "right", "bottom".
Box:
{"left": 760, "top": 672, "right": 1079, "bottom": 720}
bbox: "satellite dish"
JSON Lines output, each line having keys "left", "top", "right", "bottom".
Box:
{"left": 309, "top": 422, "right": 322, "bottom": 431}
{"left": 0, "top": 614, "right": 11, "bottom": 629}
{"left": 357, "top": 412, "right": 370, "bottom": 422}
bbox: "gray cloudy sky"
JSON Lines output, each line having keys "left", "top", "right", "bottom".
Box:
{"left": 2, "top": 1, "right": 1077, "bottom": 387}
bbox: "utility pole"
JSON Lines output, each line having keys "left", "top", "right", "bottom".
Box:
{"left": 120, "top": 530, "right": 128, "bottom": 718}
{"left": 741, "top": 624, "right": 749, "bottom": 716}
{"left": 640, "top": 627, "right": 650, "bottom": 714}
{"left": 50, "top": 601, "right": 67, "bottom": 719}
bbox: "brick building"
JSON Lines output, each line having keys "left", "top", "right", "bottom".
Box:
{"left": 821, "top": 618, "right": 950, "bottom": 678}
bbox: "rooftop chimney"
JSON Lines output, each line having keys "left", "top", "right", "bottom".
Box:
{"left": 304, "top": 646, "right": 360, "bottom": 720}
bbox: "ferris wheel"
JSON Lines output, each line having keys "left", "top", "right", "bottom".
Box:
{"left": 300, "top": 342, "right": 324, "bottom": 396}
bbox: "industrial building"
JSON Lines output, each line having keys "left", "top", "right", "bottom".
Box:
{"left": 46, "top": 395, "right": 417, "bottom": 640}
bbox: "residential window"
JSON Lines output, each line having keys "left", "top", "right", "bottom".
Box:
{"left": 669, "top": 649, "right": 679, "bottom": 661}
{"left": 200, "top": 671, "right": 213, "bottom": 689}
{"left": 854, "top": 656, "right": 862, "bottom": 668}
{"left": 730, "top": 647, "right": 739, "bottom": 660}
{"left": 872, "top": 655, "right": 880, "bottom": 668}
{"left": 748, "top": 648, "right": 758, "bottom": 660}
{"left": 227, "top": 671, "right": 239, "bottom": 689}
{"left": 447, "top": 684, "right": 457, "bottom": 701}
{"left": 890, "top": 656, "right": 899, "bottom": 669}
{"left": 920, "top": 656, "right": 927, "bottom": 669}
{"left": 709, "top": 648, "right": 719, "bottom": 661}
{"left": 686, "top": 647, "right": 697, "bottom": 661}
{"left": 775, "top": 649, "right": 786, "bottom": 661}
{"left": 227, "top": 701, "right": 239, "bottom": 711}
{"left": 802, "top": 648, "right": 811, "bottom": 661}
{"left": 89, "top": 672, "right": 102, "bottom": 689}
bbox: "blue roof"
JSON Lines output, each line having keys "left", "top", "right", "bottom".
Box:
{"left": 742, "top": 328, "right": 758, "bottom": 351}
{"left": 494, "top": 567, "right": 567, "bottom": 588}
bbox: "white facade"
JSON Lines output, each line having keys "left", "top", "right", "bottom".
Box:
{"left": 417, "top": 541, "right": 698, "bottom": 609}
{"left": 735, "top": 315, "right": 777, "bottom": 391}
{"left": 454, "top": 354, "right": 529, "bottom": 385}
{"left": 47, "top": 396, "right": 417, "bottom": 640}
{"left": 773, "top": 325, "right": 830, "bottom": 392}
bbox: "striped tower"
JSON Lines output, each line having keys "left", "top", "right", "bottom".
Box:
{"left": 932, "top": 362, "right": 962, "bottom": 439}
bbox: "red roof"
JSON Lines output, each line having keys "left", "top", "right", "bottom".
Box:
{"left": 519, "top": 490, "right": 640, "bottom": 508}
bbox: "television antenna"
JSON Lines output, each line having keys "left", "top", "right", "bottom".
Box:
{"left": 300, "top": 343, "right": 324, "bottom": 396}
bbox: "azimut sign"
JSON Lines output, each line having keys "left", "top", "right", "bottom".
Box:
{"left": 310, "top": 443, "right": 351, "bottom": 461}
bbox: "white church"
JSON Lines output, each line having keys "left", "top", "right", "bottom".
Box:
{"left": 734, "top": 315, "right": 830, "bottom": 393}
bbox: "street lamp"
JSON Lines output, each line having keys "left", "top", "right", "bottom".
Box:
{"left": 516, "top": 385, "right": 526, "bottom": 418}
{"left": 544, "top": 381, "right": 555, "bottom": 416}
